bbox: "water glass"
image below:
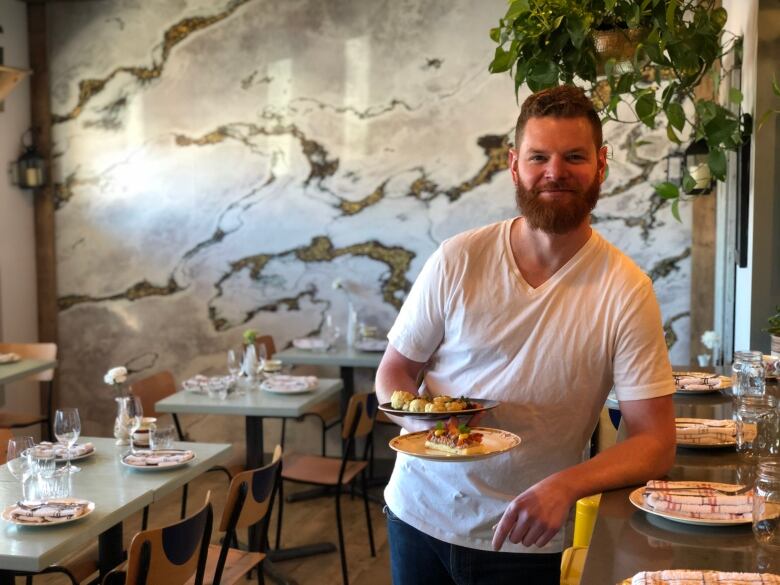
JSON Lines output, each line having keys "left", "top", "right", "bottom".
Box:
{"left": 6, "top": 436, "right": 34, "bottom": 499}
{"left": 37, "top": 467, "right": 71, "bottom": 500}
{"left": 732, "top": 350, "right": 766, "bottom": 396}
{"left": 54, "top": 407, "right": 82, "bottom": 473}
{"left": 150, "top": 425, "right": 176, "bottom": 450}
{"left": 207, "top": 377, "right": 229, "bottom": 400}
{"left": 734, "top": 394, "right": 779, "bottom": 457}
{"left": 227, "top": 349, "right": 241, "bottom": 379}
{"left": 753, "top": 459, "right": 780, "bottom": 549}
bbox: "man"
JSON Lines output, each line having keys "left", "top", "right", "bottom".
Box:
{"left": 375, "top": 85, "right": 676, "bottom": 585}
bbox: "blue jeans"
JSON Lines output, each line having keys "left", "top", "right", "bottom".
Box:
{"left": 385, "top": 506, "right": 561, "bottom": 585}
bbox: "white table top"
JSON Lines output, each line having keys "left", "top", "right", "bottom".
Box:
{"left": 0, "top": 436, "right": 230, "bottom": 572}
{"left": 154, "top": 377, "right": 343, "bottom": 417}
{"left": 0, "top": 359, "right": 57, "bottom": 386}
{"left": 275, "top": 347, "right": 383, "bottom": 368}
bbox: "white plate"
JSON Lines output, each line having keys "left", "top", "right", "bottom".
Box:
{"left": 672, "top": 371, "right": 732, "bottom": 393}
{"left": 354, "top": 339, "right": 388, "bottom": 352}
{"left": 389, "top": 427, "right": 521, "bottom": 462}
{"left": 120, "top": 450, "right": 196, "bottom": 471}
{"left": 676, "top": 440, "right": 735, "bottom": 449}
{"left": 628, "top": 486, "right": 751, "bottom": 526}
{"left": 2, "top": 498, "right": 95, "bottom": 526}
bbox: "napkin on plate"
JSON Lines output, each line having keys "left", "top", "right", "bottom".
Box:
{"left": 764, "top": 354, "right": 780, "bottom": 378}
{"left": 0, "top": 352, "right": 21, "bottom": 364}
{"left": 35, "top": 441, "right": 95, "bottom": 458}
{"left": 629, "top": 570, "right": 780, "bottom": 584}
{"left": 355, "top": 339, "right": 388, "bottom": 352}
{"left": 9, "top": 499, "right": 91, "bottom": 524}
{"left": 643, "top": 481, "right": 753, "bottom": 520}
{"left": 182, "top": 374, "right": 210, "bottom": 393}
{"left": 675, "top": 418, "right": 735, "bottom": 445}
{"left": 124, "top": 449, "right": 194, "bottom": 467}
{"left": 261, "top": 375, "right": 318, "bottom": 393}
{"left": 292, "top": 338, "right": 328, "bottom": 350}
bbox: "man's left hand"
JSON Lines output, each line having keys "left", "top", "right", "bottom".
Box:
{"left": 491, "top": 475, "right": 573, "bottom": 551}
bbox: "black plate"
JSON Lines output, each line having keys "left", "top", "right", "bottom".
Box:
{"left": 378, "top": 398, "right": 500, "bottom": 419}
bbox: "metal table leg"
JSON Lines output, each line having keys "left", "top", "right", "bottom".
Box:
{"left": 340, "top": 365, "right": 355, "bottom": 458}
{"left": 98, "top": 522, "right": 124, "bottom": 577}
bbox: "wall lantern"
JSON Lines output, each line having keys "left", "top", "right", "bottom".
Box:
{"left": 12, "top": 130, "right": 46, "bottom": 190}
{"left": 682, "top": 139, "right": 715, "bottom": 195}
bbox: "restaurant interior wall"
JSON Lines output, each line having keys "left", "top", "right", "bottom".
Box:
{"left": 0, "top": 1, "right": 40, "bottom": 428}
{"left": 47, "top": 0, "right": 695, "bottom": 453}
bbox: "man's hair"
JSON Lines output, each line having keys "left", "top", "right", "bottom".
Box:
{"left": 514, "top": 85, "right": 602, "bottom": 150}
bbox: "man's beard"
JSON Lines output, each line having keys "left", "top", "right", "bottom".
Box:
{"left": 514, "top": 177, "right": 600, "bottom": 234}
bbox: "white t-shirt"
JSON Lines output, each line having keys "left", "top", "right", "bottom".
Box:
{"left": 384, "top": 218, "right": 674, "bottom": 553}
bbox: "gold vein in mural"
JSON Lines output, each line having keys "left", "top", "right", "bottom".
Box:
{"left": 54, "top": 173, "right": 78, "bottom": 210}
{"left": 647, "top": 248, "right": 691, "bottom": 282}
{"left": 58, "top": 278, "right": 182, "bottom": 311}
{"left": 338, "top": 181, "right": 388, "bottom": 215}
{"left": 53, "top": 0, "right": 253, "bottom": 124}
{"left": 663, "top": 311, "right": 690, "bottom": 350}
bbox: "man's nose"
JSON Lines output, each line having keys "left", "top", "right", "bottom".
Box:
{"left": 544, "top": 156, "right": 568, "bottom": 180}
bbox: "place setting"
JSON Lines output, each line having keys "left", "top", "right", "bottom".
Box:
{"left": 385, "top": 391, "right": 519, "bottom": 462}
{"left": 675, "top": 418, "right": 736, "bottom": 449}
{"left": 0, "top": 352, "right": 21, "bottom": 364}
{"left": 673, "top": 371, "right": 731, "bottom": 394}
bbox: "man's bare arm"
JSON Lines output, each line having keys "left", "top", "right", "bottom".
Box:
{"left": 492, "top": 393, "right": 675, "bottom": 550}
{"left": 375, "top": 345, "right": 433, "bottom": 433}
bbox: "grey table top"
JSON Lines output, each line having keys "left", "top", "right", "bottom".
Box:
{"left": 0, "top": 436, "right": 230, "bottom": 572}
{"left": 275, "top": 347, "right": 384, "bottom": 369}
{"left": 581, "top": 449, "right": 773, "bottom": 584}
{"left": 0, "top": 359, "right": 57, "bottom": 386}
{"left": 154, "top": 377, "right": 343, "bottom": 417}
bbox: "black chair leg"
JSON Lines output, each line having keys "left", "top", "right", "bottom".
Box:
{"left": 280, "top": 418, "right": 287, "bottom": 449}
{"left": 335, "top": 491, "right": 349, "bottom": 585}
{"left": 360, "top": 472, "right": 375, "bottom": 557}
{"left": 257, "top": 559, "right": 265, "bottom": 584}
{"left": 172, "top": 413, "right": 186, "bottom": 441}
{"left": 26, "top": 576, "right": 33, "bottom": 585}
{"left": 275, "top": 480, "right": 284, "bottom": 550}
{"left": 181, "top": 483, "right": 189, "bottom": 519}
{"left": 141, "top": 505, "right": 149, "bottom": 530}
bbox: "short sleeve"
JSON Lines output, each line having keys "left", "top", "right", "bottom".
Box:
{"left": 387, "top": 246, "right": 448, "bottom": 363}
{"left": 612, "top": 279, "right": 675, "bottom": 401}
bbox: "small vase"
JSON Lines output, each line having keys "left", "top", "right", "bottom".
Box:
{"left": 113, "top": 396, "right": 132, "bottom": 446}
{"left": 346, "top": 303, "right": 358, "bottom": 349}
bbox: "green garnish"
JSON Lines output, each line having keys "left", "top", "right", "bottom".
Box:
{"left": 458, "top": 424, "right": 470, "bottom": 434}
{"left": 435, "top": 422, "right": 445, "bottom": 431}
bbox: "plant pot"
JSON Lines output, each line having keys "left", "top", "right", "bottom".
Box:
{"left": 771, "top": 335, "right": 780, "bottom": 357}
{"left": 591, "top": 28, "right": 647, "bottom": 73}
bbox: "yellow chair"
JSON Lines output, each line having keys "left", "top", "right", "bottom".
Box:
{"left": 560, "top": 494, "right": 601, "bottom": 585}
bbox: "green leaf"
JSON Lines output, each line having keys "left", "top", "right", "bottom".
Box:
{"left": 729, "top": 87, "right": 744, "bottom": 104}
{"left": 671, "top": 198, "right": 681, "bottom": 222}
{"left": 708, "top": 148, "right": 727, "bottom": 180}
{"left": 666, "top": 102, "right": 685, "bottom": 131}
{"left": 566, "top": 15, "right": 586, "bottom": 49}
{"left": 757, "top": 109, "right": 774, "bottom": 131}
{"left": 666, "top": 124, "right": 681, "bottom": 145}
{"left": 604, "top": 58, "right": 617, "bottom": 78}
{"left": 635, "top": 93, "right": 658, "bottom": 128}
{"left": 711, "top": 7, "right": 728, "bottom": 31}
{"left": 505, "top": 0, "right": 529, "bottom": 21}
{"left": 773, "top": 76, "right": 780, "bottom": 97}
{"left": 527, "top": 60, "right": 559, "bottom": 91}
{"left": 489, "top": 46, "right": 512, "bottom": 73}
{"left": 605, "top": 0, "right": 617, "bottom": 11}
{"left": 682, "top": 173, "right": 697, "bottom": 194}
{"left": 615, "top": 72, "right": 634, "bottom": 94}
{"left": 489, "top": 27, "right": 501, "bottom": 43}
{"left": 665, "top": 0, "right": 676, "bottom": 31}
{"left": 654, "top": 182, "right": 679, "bottom": 200}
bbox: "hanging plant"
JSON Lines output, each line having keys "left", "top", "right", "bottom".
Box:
{"left": 489, "top": 0, "right": 748, "bottom": 215}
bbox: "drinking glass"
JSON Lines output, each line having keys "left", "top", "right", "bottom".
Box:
{"left": 54, "top": 408, "right": 82, "bottom": 473}
{"left": 753, "top": 459, "right": 780, "bottom": 549}
{"left": 27, "top": 447, "right": 56, "bottom": 501}
{"left": 321, "top": 313, "right": 341, "bottom": 350}
{"left": 227, "top": 349, "right": 241, "bottom": 379}
{"left": 6, "top": 436, "right": 34, "bottom": 499}
{"left": 150, "top": 425, "right": 176, "bottom": 451}
{"left": 734, "top": 394, "right": 778, "bottom": 457}
{"left": 126, "top": 396, "right": 144, "bottom": 454}
{"left": 732, "top": 350, "right": 766, "bottom": 396}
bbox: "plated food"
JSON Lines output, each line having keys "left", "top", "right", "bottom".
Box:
{"left": 2, "top": 498, "right": 94, "bottom": 526}
{"left": 389, "top": 425, "right": 520, "bottom": 462}
{"left": 672, "top": 371, "right": 731, "bottom": 393}
{"left": 425, "top": 418, "right": 485, "bottom": 455}
{"left": 380, "top": 391, "right": 498, "bottom": 419}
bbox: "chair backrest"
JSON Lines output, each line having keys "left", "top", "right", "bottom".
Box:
{"left": 0, "top": 429, "right": 13, "bottom": 465}
{"left": 341, "top": 393, "right": 377, "bottom": 441}
{"left": 254, "top": 335, "right": 276, "bottom": 359}
{"left": 129, "top": 371, "right": 177, "bottom": 420}
{"left": 124, "top": 495, "right": 213, "bottom": 585}
{"left": 0, "top": 342, "right": 57, "bottom": 382}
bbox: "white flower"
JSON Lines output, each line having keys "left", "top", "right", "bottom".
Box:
{"left": 104, "top": 366, "right": 128, "bottom": 385}
{"left": 700, "top": 330, "right": 720, "bottom": 350}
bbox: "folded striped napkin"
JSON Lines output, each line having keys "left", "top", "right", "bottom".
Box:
{"left": 260, "top": 375, "right": 318, "bottom": 394}
{"left": 643, "top": 481, "right": 753, "bottom": 520}
{"left": 675, "top": 419, "right": 735, "bottom": 445}
{"left": 9, "top": 499, "right": 91, "bottom": 524}
{"left": 123, "top": 449, "right": 194, "bottom": 467}
{"left": 629, "top": 570, "right": 780, "bottom": 584}
{"left": 673, "top": 372, "right": 723, "bottom": 391}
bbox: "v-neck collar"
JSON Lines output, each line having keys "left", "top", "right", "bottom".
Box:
{"left": 503, "top": 218, "right": 598, "bottom": 295}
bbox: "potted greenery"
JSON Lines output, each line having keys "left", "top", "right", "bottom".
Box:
{"left": 488, "top": 0, "right": 746, "bottom": 217}
{"left": 766, "top": 306, "right": 780, "bottom": 357}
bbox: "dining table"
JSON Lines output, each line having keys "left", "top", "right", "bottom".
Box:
{"left": 0, "top": 358, "right": 57, "bottom": 386}
{"left": 0, "top": 436, "right": 231, "bottom": 584}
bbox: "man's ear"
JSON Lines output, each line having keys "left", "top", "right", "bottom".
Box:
{"left": 597, "top": 145, "right": 609, "bottom": 184}
{"left": 508, "top": 148, "right": 520, "bottom": 184}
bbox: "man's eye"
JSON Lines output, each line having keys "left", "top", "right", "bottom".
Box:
{"left": 529, "top": 155, "right": 547, "bottom": 162}
{"left": 567, "top": 154, "right": 586, "bottom": 162}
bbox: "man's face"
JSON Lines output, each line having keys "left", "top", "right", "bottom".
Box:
{"left": 509, "top": 116, "right": 608, "bottom": 234}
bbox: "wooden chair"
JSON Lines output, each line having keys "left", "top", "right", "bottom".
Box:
{"left": 0, "top": 428, "right": 12, "bottom": 465}
{"left": 130, "top": 371, "right": 232, "bottom": 528}
{"left": 277, "top": 393, "right": 377, "bottom": 585}
{"left": 255, "top": 335, "right": 341, "bottom": 456}
{"left": 186, "top": 445, "right": 282, "bottom": 585}
{"left": 0, "top": 342, "right": 57, "bottom": 440}
{"left": 102, "top": 495, "right": 213, "bottom": 585}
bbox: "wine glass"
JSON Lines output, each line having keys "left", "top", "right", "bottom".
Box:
{"left": 127, "top": 396, "right": 144, "bottom": 454}
{"left": 6, "top": 436, "right": 34, "bottom": 499}
{"left": 255, "top": 343, "right": 268, "bottom": 376}
{"left": 321, "top": 313, "right": 341, "bottom": 350}
{"left": 227, "top": 349, "right": 241, "bottom": 380}
{"left": 54, "top": 408, "right": 82, "bottom": 474}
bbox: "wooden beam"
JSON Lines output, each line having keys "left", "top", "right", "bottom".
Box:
{"left": 27, "top": 3, "right": 57, "bottom": 346}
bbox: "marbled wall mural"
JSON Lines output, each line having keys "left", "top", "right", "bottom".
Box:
{"left": 48, "top": 0, "right": 691, "bottom": 446}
